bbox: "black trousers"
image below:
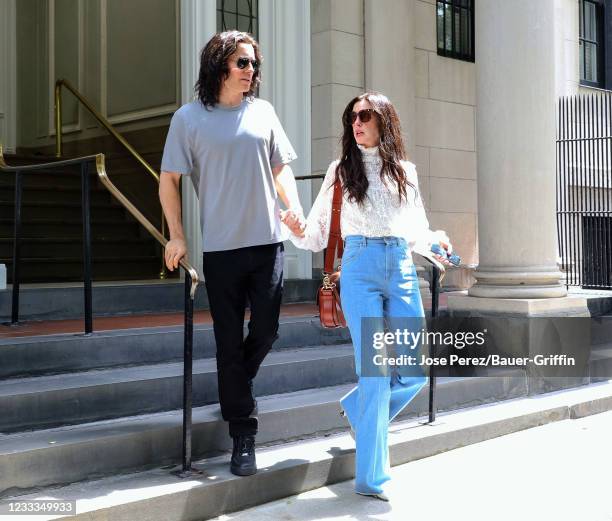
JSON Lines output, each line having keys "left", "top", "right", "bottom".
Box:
{"left": 202, "top": 242, "right": 284, "bottom": 438}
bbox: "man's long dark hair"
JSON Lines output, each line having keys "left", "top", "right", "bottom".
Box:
{"left": 194, "top": 31, "right": 262, "bottom": 109}
{"left": 335, "top": 92, "right": 416, "bottom": 204}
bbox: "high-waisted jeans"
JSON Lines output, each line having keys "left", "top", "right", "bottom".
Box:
{"left": 339, "top": 235, "right": 427, "bottom": 495}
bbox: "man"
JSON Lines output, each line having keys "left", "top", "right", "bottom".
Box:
{"left": 159, "top": 31, "right": 303, "bottom": 476}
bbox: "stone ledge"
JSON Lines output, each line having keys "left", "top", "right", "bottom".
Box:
{"left": 447, "top": 295, "right": 590, "bottom": 316}
{"left": 10, "top": 381, "right": 612, "bottom": 521}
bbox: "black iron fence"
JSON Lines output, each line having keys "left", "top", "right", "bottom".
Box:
{"left": 557, "top": 92, "right": 612, "bottom": 289}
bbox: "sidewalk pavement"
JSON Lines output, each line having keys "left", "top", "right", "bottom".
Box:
{"left": 213, "top": 408, "right": 612, "bottom": 521}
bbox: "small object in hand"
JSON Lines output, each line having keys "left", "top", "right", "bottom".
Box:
{"left": 431, "top": 243, "right": 461, "bottom": 266}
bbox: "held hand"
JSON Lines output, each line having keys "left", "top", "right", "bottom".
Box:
{"left": 280, "top": 209, "right": 306, "bottom": 238}
{"left": 164, "top": 238, "right": 187, "bottom": 271}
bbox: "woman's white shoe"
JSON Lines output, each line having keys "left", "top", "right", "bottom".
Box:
{"left": 356, "top": 491, "right": 389, "bottom": 502}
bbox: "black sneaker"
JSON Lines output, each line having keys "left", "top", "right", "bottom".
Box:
{"left": 230, "top": 435, "right": 257, "bottom": 476}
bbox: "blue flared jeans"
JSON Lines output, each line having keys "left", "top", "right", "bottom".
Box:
{"left": 339, "top": 235, "right": 427, "bottom": 495}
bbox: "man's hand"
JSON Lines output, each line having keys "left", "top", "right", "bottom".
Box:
{"left": 165, "top": 238, "right": 187, "bottom": 271}
{"left": 280, "top": 209, "right": 305, "bottom": 238}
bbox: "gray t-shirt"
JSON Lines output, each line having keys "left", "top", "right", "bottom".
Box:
{"left": 161, "top": 98, "right": 297, "bottom": 252}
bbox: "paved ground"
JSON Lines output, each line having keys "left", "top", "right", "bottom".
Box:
{"left": 213, "top": 409, "right": 612, "bottom": 521}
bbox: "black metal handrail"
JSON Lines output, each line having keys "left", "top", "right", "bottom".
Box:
{"left": 415, "top": 253, "right": 444, "bottom": 423}
{"left": 0, "top": 147, "right": 100, "bottom": 331}
{"left": 0, "top": 145, "right": 201, "bottom": 475}
{"left": 294, "top": 173, "right": 325, "bottom": 181}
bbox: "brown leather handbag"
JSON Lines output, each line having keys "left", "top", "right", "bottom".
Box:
{"left": 317, "top": 179, "right": 346, "bottom": 328}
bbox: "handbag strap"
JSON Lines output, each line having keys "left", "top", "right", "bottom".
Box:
{"left": 324, "top": 179, "right": 343, "bottom": 274}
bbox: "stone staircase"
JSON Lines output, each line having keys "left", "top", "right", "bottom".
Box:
{"left": 0, "top": 154, "right": 167, "bottom": 282}
{"left": 0, "top": 291, "right": 611, "bottom": 518}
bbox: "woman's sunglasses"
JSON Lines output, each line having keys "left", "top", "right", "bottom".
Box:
{"left": 236, "top": 57, "right": 260, "bottom": 71}
{"left": 349, "top": 109, "right": 376, "bottom": 124}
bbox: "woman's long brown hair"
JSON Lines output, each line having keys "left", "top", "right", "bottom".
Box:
{"left": 335, "top": 92, "right": 416, "bottom": 204}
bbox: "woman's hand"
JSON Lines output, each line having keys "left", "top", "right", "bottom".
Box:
{"left": 280, "top": 209, "right": 306, "bottom": 238}
{"left": 433, "top": 230, "right": 453, "bottom": 266}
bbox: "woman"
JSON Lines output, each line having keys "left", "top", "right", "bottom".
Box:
{"left": 282, "top": 92, "right": 452, "bottom": 500}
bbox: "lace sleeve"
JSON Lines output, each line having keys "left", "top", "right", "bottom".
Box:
{"left": 286, "top": 160, "right": 338, "bottom": 252}
{"left": 402, "top": 161, "right": 441, "bottom": 255}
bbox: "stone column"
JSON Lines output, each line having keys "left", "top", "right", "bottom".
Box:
{"left": 466, "top": 0, "right": 566, "bottom": 300}
{"left": 448, "top": 0, "right": 589, "bottom": 396}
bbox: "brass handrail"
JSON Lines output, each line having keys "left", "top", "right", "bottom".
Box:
{"left": 95, "top": 154, "right": 200, "bottom": 299}
{"left": 54, "top": 78, "right": 167, "bottom": 278}
{"left": 0, "top": 144, "right": 198, "bottom": 296}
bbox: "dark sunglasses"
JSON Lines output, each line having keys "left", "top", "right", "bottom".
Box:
{"left": 349, "top": 109, "right": 376, "bottom": 124}
{"left": 236, "top": 57, "right": 260, "bottom": 71}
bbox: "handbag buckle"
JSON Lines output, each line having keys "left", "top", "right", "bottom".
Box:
{"left": 322, "top": 274, "right": 336, "bottom": 290}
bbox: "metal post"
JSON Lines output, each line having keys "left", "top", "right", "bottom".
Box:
{"left": 11, "top": 171, "right": 22, "bottom": 325}
{"left": 428, "top": 265, "right": 439, "bottom": 423}
{"left": 182, "top": 274, "right": 194, "bottom": 472}
{"left": 81, "top": 162, "right": 93, "bottom": 334}
{"left": 159, "top": 212, "right": 167, "bottom": 280}
{"left": 55, "top": 83, "right": 63, "bottom": 158}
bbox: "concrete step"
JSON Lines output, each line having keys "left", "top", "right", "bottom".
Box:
{"left": 5, "top": 381, "right": 612, "bottom": 520}
{"left": 0, "top": 317, "right": 350, "bottom": 379}
{"left": 0, "top": 373, "right": 527, "bottom": 498}
{"left": 589, "top": 314, "right": 612, "bottom": 345}
{"left": 0, "top": 184, "right": 111, "bottom": 204}
{"left": 0, "top": 169, "right": 93, "bottom": 188}
{"left": 0, "top": 199, "right": 128, "bottom": 220}
{"left": 589, "top": 342, "right": 612, "bottom": 382}
{"left": 0, "top": 217, "right": 142, "bottom": 240}
{"left": 0, "top": 344, "right": 356, "bottom": 433}
{"left": 1, "top": 255, "right": 162, "bottom": 282}
{"left": 0, "top": 237, "right": 158, "bottom": 259}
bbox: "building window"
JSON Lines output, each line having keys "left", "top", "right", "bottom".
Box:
{"left": 580, "top": 0, "right": 605, "bottom": 88}
{"left": 436, "top": 0, "right": 474, "bottom": 62}
{"left": 217, "top": 0, "right": 259, "bottom": 38}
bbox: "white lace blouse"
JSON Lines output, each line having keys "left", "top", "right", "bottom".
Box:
{"left": 288, "top": 145, "right": 440, "bottom": 254}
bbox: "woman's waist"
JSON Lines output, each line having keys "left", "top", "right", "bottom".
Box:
{"left": 340, "top": 235, "right": 416, "bottom": 271}
{"left": 344, "top": 235, "right": 408, "bottom": 247}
